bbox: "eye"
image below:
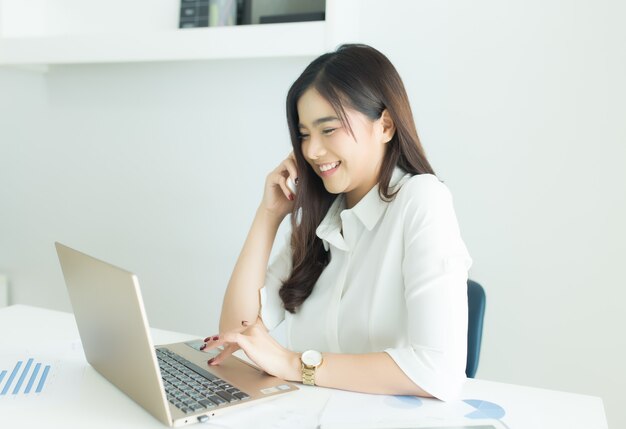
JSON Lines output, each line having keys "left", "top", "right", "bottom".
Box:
{"left": 322, "top": 128, "right": 337, "bottom": 136}
{"left": 298, "top": 132, "right": 310, "bottom": 141}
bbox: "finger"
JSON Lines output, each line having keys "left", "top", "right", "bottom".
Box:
{"left": 268, "top": 167, "right": 292, "bottom": 197}
{"left": 207, "top": 332, "right": 248, "bottom": 362}
{"left": 208, "top": 343, "right": 237, "bottom": 364}
{"left": 203, "top": 334, "right": 220, "bottom": 343}
{"left": 276, "top": 177, "right": 294, "bottom": 201}
{"left": 204, "top": 320, "right": 249, "bottom": 338}
{"left": 208, "top": 343, "right": 239, "bottom": 366}
{"left": 201, "top": 335, "right": 231, "bottom": 352}
{"left": 276, "top": 156, "right": 298, "bottom": 182}
{"left": 281, "top": 157, "right": 299, "bottom": 184}
{"left": 201, "top": 322, "right": 251, "bottom": 350}
{"left": 199, "top": 335, "right": 217, "bottom": 351}
{"left": 205, "top": 331, "right": 242, "bottom": 349}
{"left": 202, "top": 341, "right": 222, "bottom": 353}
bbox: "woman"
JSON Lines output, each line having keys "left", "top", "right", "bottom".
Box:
{"left": 201, "top": 44, "right": 472, "bottom": 400}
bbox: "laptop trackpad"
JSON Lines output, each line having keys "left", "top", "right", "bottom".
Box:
{"left": 184, "top": 340, "right": 220, "bottom": 357}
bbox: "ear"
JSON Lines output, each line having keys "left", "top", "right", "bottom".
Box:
{"left": 379, "top": 109, "right": 396, "bottom": 144}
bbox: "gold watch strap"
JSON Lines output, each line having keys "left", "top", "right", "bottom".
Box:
{"left": 301, "top": 364, "right": 316, "bottom": 385}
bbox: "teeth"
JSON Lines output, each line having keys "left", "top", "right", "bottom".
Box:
{"left": 320, "top": 161, "right": 340, "bottom": 172}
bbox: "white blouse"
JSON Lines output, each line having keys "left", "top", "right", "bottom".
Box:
{"left": 260, "top": 167, "right": 472, "bottom": 400}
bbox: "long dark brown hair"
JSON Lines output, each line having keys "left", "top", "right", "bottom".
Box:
{"left": 279, "top": 44, "right": 435, "bottom": 313}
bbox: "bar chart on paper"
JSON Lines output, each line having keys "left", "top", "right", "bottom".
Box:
{"left": 0, "top": 358, "right": 52, "bottom": 396}
{"left": 0, "top": 341, "right": 86, "bottom": 405}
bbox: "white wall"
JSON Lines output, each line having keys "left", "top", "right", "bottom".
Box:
{"left": 355, "top": 0, "right": 625, "bottom": 427}
{"left": 0, "top": 57, "right": 306, "bottom": 332}
{"left": 1, "top": 0, "right": 624, "bottom": 427}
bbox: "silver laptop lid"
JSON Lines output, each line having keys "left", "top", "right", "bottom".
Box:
{"left": 55, "top": 242, "right": 172, "bottom": 426}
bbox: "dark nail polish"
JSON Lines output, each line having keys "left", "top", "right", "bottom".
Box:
{"left": 207, "top": 358, "right": 215, "bottom": 365}
{"left": 199, "top": 344, "right": 206, "bottom": 351}
{"left": 212, "top": 336, "right": 219, "bottom": 341}
{"left": 203, "top": 337, "right": 211, "bottom": 342}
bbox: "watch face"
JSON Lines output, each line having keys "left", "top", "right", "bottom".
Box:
{"left": 302, "top": 350, "right": 322, "bottom": 366}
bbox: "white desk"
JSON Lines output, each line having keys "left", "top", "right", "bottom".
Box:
{"left": 0, "top": 305, "right": 607, "bottom": 429}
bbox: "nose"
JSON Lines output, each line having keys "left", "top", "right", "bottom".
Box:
{"left": 304, "top": 133, "right": 327, "bottom": 160}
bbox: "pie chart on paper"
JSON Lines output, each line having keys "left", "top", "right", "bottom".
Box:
{"left": 463, "top": 399, "right": 506, "bottom": 419}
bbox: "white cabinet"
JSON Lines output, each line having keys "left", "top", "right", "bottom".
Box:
{"left": 0, "top": 0, "right": 359, "bottom": 66}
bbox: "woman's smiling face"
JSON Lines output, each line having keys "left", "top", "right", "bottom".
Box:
{"left": 297, "top": 88, "right": 392, "bottom": 209}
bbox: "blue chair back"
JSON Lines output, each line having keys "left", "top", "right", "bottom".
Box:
{"left": 466, "top": 279, "right": 486, "bottom": 378}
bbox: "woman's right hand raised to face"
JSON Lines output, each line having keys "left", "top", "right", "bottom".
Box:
{"left": 261, "top": 152, "right": 298, "bottom": 219}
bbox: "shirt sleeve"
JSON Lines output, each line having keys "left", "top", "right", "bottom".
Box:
{"left": 259, "top": 235, "right": 293, "bottom": 331}
{"left": 384, "top": 176, "right": 473, "bottom": 401}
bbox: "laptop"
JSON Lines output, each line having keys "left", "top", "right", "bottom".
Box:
{"left": 55, "top": 242, "right": 298, "bottom": 426}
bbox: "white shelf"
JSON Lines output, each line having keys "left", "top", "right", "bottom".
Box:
{"left": 0, "top": 21, "right": 327, "bottom": 65}
{"left": 0, "top": 0, "right": 359, "bottom": 67}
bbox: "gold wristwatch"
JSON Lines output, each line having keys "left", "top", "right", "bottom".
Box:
{"left": 300, "top": 350, "right": 323, "bottom": 386}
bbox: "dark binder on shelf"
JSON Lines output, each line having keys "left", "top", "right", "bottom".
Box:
{"left": 259, "top": 12, "right": 325, "bottom": 24}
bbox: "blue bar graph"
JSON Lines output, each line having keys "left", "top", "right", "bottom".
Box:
{"left": 35, "top": 365, "right": 51, "bottom": 393}
{"left": 0, "top": 358, "right": 52, "bottom": 396}
{"left": 13, "top": 358, "right": 34, "bottom": 394}
{"left": 24, "top": 363, "right": 41, "bottom": 394}
{"left": 0, "top": 360, "right": 21, "bottom": 395}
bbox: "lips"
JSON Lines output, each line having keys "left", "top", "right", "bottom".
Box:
{"left": 318, "top": 161, "right": 341, "bottom": 177}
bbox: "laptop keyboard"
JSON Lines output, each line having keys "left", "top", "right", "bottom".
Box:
{"left": 156, "top": 347, "right": 250, "bottom": 414}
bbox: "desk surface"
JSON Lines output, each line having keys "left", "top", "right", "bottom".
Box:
{"left": 0, "top": 305, "right": 608, "bottom": 429}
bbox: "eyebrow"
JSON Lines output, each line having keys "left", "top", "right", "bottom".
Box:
{"left": 298, "top": 116, "right": 340, "bottom": 128}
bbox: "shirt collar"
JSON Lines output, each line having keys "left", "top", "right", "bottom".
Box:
{"left": 316, "top": 193, "right": 347, "bottom": 252}
{"left": 316, "top": 167, "right": 410, "bottom": 251}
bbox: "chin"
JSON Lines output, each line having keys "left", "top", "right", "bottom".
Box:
{"left": 320, "top": 182, "right": 340, "bottom": 194}
{"left": 321, "top": 176, "right": 348, "bottom": 195}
